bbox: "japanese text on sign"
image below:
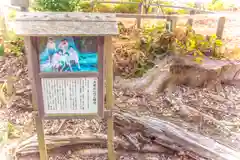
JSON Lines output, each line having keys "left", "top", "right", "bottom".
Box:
{"left": 41, "top": 78, "right": 98, "bottom": 114}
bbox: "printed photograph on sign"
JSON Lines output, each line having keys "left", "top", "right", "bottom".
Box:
{"left": 39, "top": 36, "right": 98, "bottom": 72}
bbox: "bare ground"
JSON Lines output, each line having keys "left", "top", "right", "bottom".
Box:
{"left": 2, "top": 53, "right": 240, "bottom": 160}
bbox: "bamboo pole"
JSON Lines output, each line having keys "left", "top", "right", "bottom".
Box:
{"left": 104, "top": 36, "right": 115, "bottom": 160}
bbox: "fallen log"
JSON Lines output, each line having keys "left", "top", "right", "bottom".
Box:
{"left": 15, "top": 111, "right": 240, "bottom": 160}
{"left": 114, "top": 112, "right": 240, "bottom": 160}
{"left": 15, "top": 134, "right": 130, "bottom": 156}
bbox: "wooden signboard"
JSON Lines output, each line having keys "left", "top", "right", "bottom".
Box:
{"left": 15, "top": 12, "right": 118, "bottom": 119}
{"left": 15, "top": 12, "right": 118, "bottom": 160}
{"left": 30, "top": 36, "right": 104, "bottom": 119}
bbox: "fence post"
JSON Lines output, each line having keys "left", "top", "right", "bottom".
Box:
{"left": 137, "top": 2, "right": 143, "bottom": 28}
{"left": 216, "top": 17, "right": 226, "bottom": 39}
{"left": 166, "top": 17, "right": 177, "bottom": 32}
{"left": 187, "top": 10, "right": 195, "bottom": 27}
{"left": 10, "top": 0, "right": 29, "bottom": 11}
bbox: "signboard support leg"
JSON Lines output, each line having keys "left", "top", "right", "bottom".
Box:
{"left": 104, "top": 36, "right": 116, "bottom": 160}
{"left": 24, "top": 37, "right": 48, "bottom": 160}
{"left": 35, "top": 112, "right": 48, "bottom": 160}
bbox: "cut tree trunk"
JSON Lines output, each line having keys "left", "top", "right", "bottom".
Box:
{"left": 115, "top": 55, "right": 240, "bottom": 95}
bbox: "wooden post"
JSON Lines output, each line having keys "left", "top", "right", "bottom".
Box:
{"left": 90, "top": 0, "right": 95, "bottom": 12}
{"left": 35, "top": 111, "right": 48, "bottom": 160}
{"left": 216, "top": 17, "right": 226, "bottom": 39}
{"left": 16, "top": 2, "right": 47, "bottom": 160}
{"left": 187, "top": 10, "right": 195, "bottom": 27}
{"left": 213, "top": 17, "right": 226, "bottom": 57}
{"left": 104, "top": 36, "right": 115, "bottom": 160}
{"left": 166, "top": 17, "right": 177, "bottom": 32}
{"left": 11, "top": 0, "right": 29, "bottom": 9}
{"left": 24, "top": 37, "right": 48, "bottom": 160}
{"left": 137, "top": 2, "right": 143, "bottom": 28}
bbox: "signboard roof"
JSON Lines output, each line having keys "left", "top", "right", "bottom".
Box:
{"left": 15, "top": 12, "right": 119, "bottom": 36}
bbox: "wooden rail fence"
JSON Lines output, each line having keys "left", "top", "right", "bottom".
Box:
{"left": 92, "top": 0, "right": 215, "bottom": 28}
{"left": 9, "top": 0, "right": 225, "bottom": 39}
{"left": 115, "top": 13, "right": 226, "bottom": 39}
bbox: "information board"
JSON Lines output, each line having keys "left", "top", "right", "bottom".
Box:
{"left": 37, "top": 36, "right": 103, "bottom": 118}
{"left": 41, "top": 78, "right": 98, "bottom": 114}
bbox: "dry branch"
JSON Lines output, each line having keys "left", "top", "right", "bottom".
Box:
{"left": 16, "top": 134, "right": 129, "bottom": 156}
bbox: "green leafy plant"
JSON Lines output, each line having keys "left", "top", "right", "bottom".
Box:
{"left": 77, "top": 1, "right": 93, "bottom": 12}
{"left": 7, "top": 9, "right": 17, "bottom": 20}
{"left": 7, "top": 122, "right": 20, "bottom": 138}
{"left": 33, "top": 0, "right": 81, "bottom": 11}
{"left": 5, "top": 37, "right": 25, "bottom": 57}
{"left": 177, "top": 9, "right": 188, "bottom": 14}
{"left": 174, "top": 26, "right": 225, "bottom": 62}
{"left": 94, "top": 3, "right": 114, "bottom": 13}
{"left": 208, "top": 0, "right": 225, "bottom": 11}
{"left": 114, "top": 3, "right": 139, "bottom": 13}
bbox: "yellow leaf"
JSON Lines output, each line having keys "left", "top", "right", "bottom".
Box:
{"left": 194, "top": 57, "right": 203, "bottom": 64}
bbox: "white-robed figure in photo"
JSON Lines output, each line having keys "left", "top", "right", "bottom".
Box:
{"left": 58, "top": 39, "right": 69, "bottom": 53}
{"left": 51, "top": 49, "right": 62, "bottom": 71}
{"left": 68, "top": 46, "right": 80, "bottom": 70}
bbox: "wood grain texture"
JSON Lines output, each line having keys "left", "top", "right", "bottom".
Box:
{"left": 15, "top": 12, "right": 118, "bottom": 36}
{"left": 104, "top": 36, "right": 116, "bottom": 160}
{"left": 16, "top": 12, "right": 117, "bottom": 21}
{"left": 24, "top": 36, "right": 48, "bottom": 160}
{"left": 216, "top": 17, "right": 226, "bottom": 39}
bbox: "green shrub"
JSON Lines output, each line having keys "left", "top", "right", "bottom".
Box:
{"left": 94, "top": 3, "right": 114, "bottom": 13}
{"left": 114, "top": 3, "right": 138, "bottom": 13}
{"left": 177, "top": 9, "right": 188, "bottom": 14}
{"left": 163, "top": 8, "right": 174, "bottom": 14}
{"left": 77, "top": 1, "right": 93, "bottom": 12}
{"left": 7, "top": 10, "right": 16, "bottom": 20}
{"left": 207, "top": 1, "right": 225, "bottom": 11}
{"left": 33, "top": 0, "right": 79, "bottom": 11}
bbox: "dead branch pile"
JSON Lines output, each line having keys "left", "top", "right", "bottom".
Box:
{"left": 0, "top": 55, "right": 31, "bottom": 110}
{"left": 113, "top": 43, "right": 150, "bottom": 78}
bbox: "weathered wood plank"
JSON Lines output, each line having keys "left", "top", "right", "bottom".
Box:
{"left": 16, "top": 12, "right": 117, "bottom": 21}
{"left": 15, "top": 12, "right": 118, "bottom": 36}
{"left": 15, "top": 21, "right": 118, "bottom": 36}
